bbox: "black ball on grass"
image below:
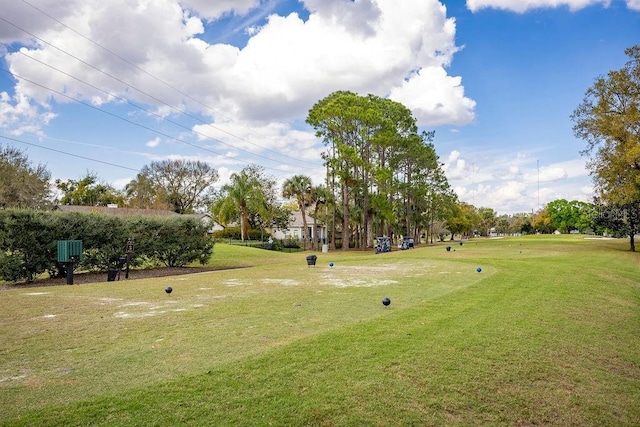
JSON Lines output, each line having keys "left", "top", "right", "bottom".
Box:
{"left": 382, "top": 297, "right": 391, "bottom": 306}
{"left": 165, "top": 286, "right": 173, "bottom": 294}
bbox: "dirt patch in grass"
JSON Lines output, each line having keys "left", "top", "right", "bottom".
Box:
{"left": 0, "top": 266, "right": 224, "bottom": 290}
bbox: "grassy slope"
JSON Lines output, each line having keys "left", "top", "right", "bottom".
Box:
{"left": 1, "top": 236, "right": 639, "bottom": 426}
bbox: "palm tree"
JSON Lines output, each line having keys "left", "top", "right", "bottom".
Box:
{"left": 215, "top": 166, "right": 266, "bottom": 241}
{"left": 308, "top": 184, "right": 331, "bottom": 248}
{"left": 282, "top": 175, "right": 312, "bottom": 250}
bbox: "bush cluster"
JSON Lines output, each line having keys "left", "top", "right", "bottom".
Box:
{"left": 212, "top": 227, "right": 267, "bottom": 241}
{"left": 0, "top": 209, "right": 214, "bottom": 283}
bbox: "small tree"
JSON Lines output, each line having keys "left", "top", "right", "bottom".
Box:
{"left": 571, "top": 45, "right": 640, "bottom": 250}
{"left": 0, "top": 145, "right": 51, "bottom": 209}
{"left": 136, "top": 160, "right": 218, "bottom": 214}
{"left": 144, "top": 217, "right": 213, "bottom": 267}
{"left": 213, "top": 165, "right": 268, "bottom": 241}
{"left": 282, "top": 175, "right": 313, "bottom": 249}
{"left": 55, "top": 172, "right": 124, "bottom": 206}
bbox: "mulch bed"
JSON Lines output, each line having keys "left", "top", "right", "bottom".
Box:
{"left": 0, "top": 267, "right": 222, "bottom": 290}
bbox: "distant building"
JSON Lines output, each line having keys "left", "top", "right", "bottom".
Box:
{"left": 271, "top": 210, "right": 327, "bottom": 243}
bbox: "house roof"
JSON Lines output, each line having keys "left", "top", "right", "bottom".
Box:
{"left": 289, "top": 210, "right": 323, "bottom": 227}
{"left": 56, "top": 205, "right": 179, "bottom": 217}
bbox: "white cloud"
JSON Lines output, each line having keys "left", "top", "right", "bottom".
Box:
{"left": 580, "top": 185, "right": 593, "bottom": 194}
{"left": 192, "top": 119, "right": 325, "bottom": 178}
{"left": 466, "top": 0, "right": 612, "bottom": 13}
{"left": 538, "top": 166, "right": 568, "bottom": 182}
{"left": 112, "top": 177, "right": 133, "bottom": 190}
{"left": 3, "top": 0, "right": 475, "bottom": 133}
{"left": 626, "top": 0, "right": 640, "bottom": 10}
{"left": 0, "top": 0, "right": 83, "bottom": 44}
{"left": 444, "top": 149, "right": 592, "bottom": 214}
{"left": 180, "top": 0, "right": 259, "bottom": 20}
{"left": 145, "top": 137, "right": 161, "bottom": 148}
{"left": 389, "top": 67, "right": 476, "bottom": 126}
{"left": 0, "top": 91, "right": 56, "bottom": 135}
{"left": 302, "top": 0, "right": 383, "bottom": 37}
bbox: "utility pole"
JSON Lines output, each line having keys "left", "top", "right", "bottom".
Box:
{"left": 537, "top": 159, "right": 540, "bottom": 211}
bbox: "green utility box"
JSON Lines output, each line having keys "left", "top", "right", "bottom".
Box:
{"left": 57, "top": 240, "right": 83, "bottom": 262}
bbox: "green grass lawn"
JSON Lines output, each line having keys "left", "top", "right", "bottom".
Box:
{"left": 1, "top": 236, "right": 639, "bottom": 426}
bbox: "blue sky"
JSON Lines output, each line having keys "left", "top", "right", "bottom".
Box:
{"left": 0, "top": 0, "right": 638, "bottom": 214}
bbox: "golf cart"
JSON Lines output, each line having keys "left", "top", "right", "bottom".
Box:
{"left": 375, "top": 236, "right": 391, "bottom": 254}
{"left": 400, "top": 236, "right": 414, "bottom": 250}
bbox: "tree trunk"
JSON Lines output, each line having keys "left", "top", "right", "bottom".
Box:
{"left": 240, "top": 210, "right": 248, "bottom": 241}
{"left": 331, "top": 204, "right": 336, "bottom": 250}
{"left": 630, "top": 233, "right": 636, "bottom": 252}
{"left": 342, "top": 180, "right": 349, "bottom": 251}
{"left": 300, "top": 206, "right": 309, "bottom": 250}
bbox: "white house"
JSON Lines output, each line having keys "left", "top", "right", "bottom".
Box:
{"left": 271, "top": 210, "right": 327, "bottom": 243}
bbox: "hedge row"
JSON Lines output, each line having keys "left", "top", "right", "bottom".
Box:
{"left": 212, "top": 226, "right": 268, "bottom": 240}
{"left": 0, "top": 209, "right": 214, "bottom": 283}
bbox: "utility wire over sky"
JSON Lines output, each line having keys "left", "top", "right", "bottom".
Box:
{"left": 0, "top": 12, "right": 319, "bottom": 173}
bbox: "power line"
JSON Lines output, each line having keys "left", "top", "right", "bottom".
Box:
{"left": 1, "top": 67, "right": 291, "bottom": 171}
{"left": 5, "top": 4, "right": 319, "bottom": 167}
{"left": 19, "top": 0, "right": 245, "bottom": 127}
{"left": 0, "top": 134, "right": 140, "bottom": 172}
{"left": 6, "top": 45, "right": 311, "bottom": 168}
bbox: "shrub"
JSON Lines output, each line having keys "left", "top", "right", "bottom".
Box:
{"left": 0, "top": 251, "right": 26, "bottom": 283}
{"left": 213, "top": 227, "right": 269, "bottom": 241}
{"left": 282, "top": 238, "right": 300, "bottom": 249}
{"left": 0, "top": 209, "right": 56, "bottom": 282}
{"left": 0, "top": 209, "right": 215, "bottom": 282}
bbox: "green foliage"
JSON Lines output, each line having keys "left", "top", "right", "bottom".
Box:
{"left": 55, "top": 172, "right": 124, "bottom": 206}
{"left": 282, "top": 175, "right": 313, "bottom": 249}
{"left": 0, "top": 251, "right": 25, "bottom": 283}
{"left": 143, "top": 217, "right": 214, "bottom": 267}
{"left": 0, "top": 144, "right": 51, "bottom": 209}
{"left": 593, "top": 202, "right": 640, "bottom": 239}
{"left": 213, "top": 226, "right": 264, "bottom": 240}
{"left": 533, "top": 207, "right": 553, "bottom": 233}
{"left": 258, "top": 239, "right": 283, "bottom": 251}
{"left": 478, "top": 207, "right": 497, "bottom": 236}
{"left": 212, "top": 165, "right": 275, "bottom": 241}
{"left": 282, "top": 237, "right": 301, "bottom": 248}
{"left": 307, "top": 91, "right": 452, "bottom": 249}
{"left": 445, "top": 202, "right": 475, "bottom": 238}
{"left": 0, "top": 210, "right": 57, "bottom": 282}
{"left": 135, "top": 159, "right": 219, "bottom": 213}
{"left": 0, "top": 209, "right": 214, "bottom": 282}
{"left": 572, "top": 45, "right": 640, "bottom": 248}
{"left": 546, "top": 199, "right": 595, "bottom": 233}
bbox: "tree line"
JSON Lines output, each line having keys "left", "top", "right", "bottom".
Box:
{"left": 1, "top": 138, "right": 614, "bottom": 245}
{"left": 2, "top": 44, "right": 638, "bottom": 250}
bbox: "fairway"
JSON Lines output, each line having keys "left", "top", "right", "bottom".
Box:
{"left": 1, "top": 236, "right": 639, "bottom": 426}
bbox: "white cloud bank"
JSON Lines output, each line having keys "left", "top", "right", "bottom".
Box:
{"left": 467, "top": 0, "right": 640, "bottom": 12}
{"left": 443, "top": 149, "right": 593, "bottom": 213}
{"left": 2, "top": 0, "right": 476, "bottom": 138}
